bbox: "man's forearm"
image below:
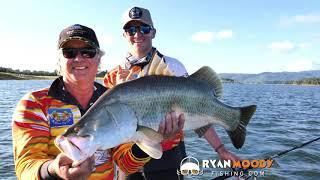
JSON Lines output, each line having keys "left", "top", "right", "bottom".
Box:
{"left": 203, "top": 127, "right": 224, "bottom": 151}
{"left": 203, "top": 127, "right": 241, "bottom": 162}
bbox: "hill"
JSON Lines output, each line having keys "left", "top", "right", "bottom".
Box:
{"left": 219, "top": 70, "right": 320, "bottom": 83}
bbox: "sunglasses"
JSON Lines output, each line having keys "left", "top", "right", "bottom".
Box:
{"left": 61, "top": 48, "right": 97, "bottom": 59}
{"left": 124, "top": 25, "right": 153, "bottom": 36}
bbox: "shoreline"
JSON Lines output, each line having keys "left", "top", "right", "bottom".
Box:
{"left": 0, "top": 72, "right": 105, "bottom": 80}
{"left": 0, "top": 72, "right": 57, "bottom": 80}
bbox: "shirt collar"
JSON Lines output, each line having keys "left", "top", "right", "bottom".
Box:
{"left": 125, "top": 47, "right": 156, "bottom": 69}
{"left": 48, "top": 76, "right": 107, "bottom": 115}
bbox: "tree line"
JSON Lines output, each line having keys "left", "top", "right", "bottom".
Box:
{"left": 0, "top": 67, "right": 107, "bottom": 77}
{"left": 264, "top": 78, "right": 320, "bottom": 85}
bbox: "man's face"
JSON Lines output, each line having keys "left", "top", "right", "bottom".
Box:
{"left": 60, "top": 39, "right": 100, "bottom": 83}
{"left": 123, "top": 21, "right": 156, "bottom": 57}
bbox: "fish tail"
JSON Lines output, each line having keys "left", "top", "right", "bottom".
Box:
{"left": 227, "top": 105, "right": 257, "bottom": 149}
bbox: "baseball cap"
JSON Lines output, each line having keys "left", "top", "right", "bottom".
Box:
{"left": 58, "top": 24, "right": 100, "bottom": 49}
{"left": 122, "top": 7, "right": 154, "bottom": 28}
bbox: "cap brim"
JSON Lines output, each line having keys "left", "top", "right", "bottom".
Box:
{"left": 59, "top": 37, "right": 98, "bottom": 49}
{"left": 123, "top": 19, "right": 152, "bottom": 29}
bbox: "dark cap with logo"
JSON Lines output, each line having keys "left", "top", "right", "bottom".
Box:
{"left": 58, "top": 24, "right": 100, "bottom": 49}
{"left": 122, "top": 7, "right": 153, "bottom": 28}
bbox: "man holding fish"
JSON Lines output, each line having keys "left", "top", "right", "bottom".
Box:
{"left": 103, "top": 6, "right": 247, "bottom": 180}
{"left": 12, "top": 24, "right": 184, "bottom": 180}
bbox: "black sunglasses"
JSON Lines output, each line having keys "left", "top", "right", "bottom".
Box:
{"left": 124, "top": 25, "right": 153, "bottom": 36}
{"left": 61, "top": 48, "right": 97, "bottom": 59}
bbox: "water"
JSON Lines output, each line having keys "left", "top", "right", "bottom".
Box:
{"left": 185, "top": 84, "right": 320, "bottom": 180}
{"left": 0, "top": 81, "right": 319, "bottom": 179}
{"left": 0, "top": 80, "right": 53, "bottom": 180}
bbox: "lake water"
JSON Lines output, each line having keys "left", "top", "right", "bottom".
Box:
{"left": 0, "top": 80, "right": 319, "bottom": 180}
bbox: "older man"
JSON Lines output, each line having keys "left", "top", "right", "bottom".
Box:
{"left": 13, "top": 24, "right": 177, "bottom": 180}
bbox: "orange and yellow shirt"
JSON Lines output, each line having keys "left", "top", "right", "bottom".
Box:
{"left": 12, "top": 77, "right": 150, "bottom": 180}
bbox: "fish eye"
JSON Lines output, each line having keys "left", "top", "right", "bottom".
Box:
{"left": 74, "top": 126, "right": 80, "bottom": 133}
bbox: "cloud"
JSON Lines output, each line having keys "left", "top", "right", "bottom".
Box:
{"left": 216, "top": 30, "right": 233, "bottom": 39}
{"left": 268, "top": 41, "right": 296, "bottom": 53}
{"left": 281, "top": 13, "right": 320, "bottom": 25}
{"left": 291, "top": 14, "right": 320, "bottom": 23}
{"left": 296, "top": 43, "right": 310, "bottom": 48}
{"left": 191, "top": 31, "right": 214, "bottom": 43}
{"left": 268, "top": 41, "right": 309, "bottom": 53}
{"left": 191, "top": 30, "right": 233, "bottom": 43}
{"left": 284, "top": 59, "right": 320, "bottom": 72}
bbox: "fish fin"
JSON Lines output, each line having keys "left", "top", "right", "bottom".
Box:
{"left": 134, "top": 126, "right": 163, "bottom": 159}
{"left": 135, "top": 141, "right": 163, "bottom": 159}
{"left": 104, "top": 103, "right": 138, "bottom": 138}
{"left": 227, "top": 105, "right": 257, "bottom": 149}
{"left": 137, "top": 126, "right": 163, "bottom": 142}
{"left": 94, "top": 103, "right": 138, "bottom": 150}
{"left": 188, "top": 66, "right": 223, "bottom": 97}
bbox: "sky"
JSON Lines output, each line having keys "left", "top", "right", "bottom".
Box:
{"left": 0, "top": 0, "right": 319, "bottom": 74}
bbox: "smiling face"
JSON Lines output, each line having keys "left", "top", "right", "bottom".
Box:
{"left": 59, "top": 39, "right": 100, "bottom": 84}
{"left": 123, "top": 21, "right": 156, "bottom": 58}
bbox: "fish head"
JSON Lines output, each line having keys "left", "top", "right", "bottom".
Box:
{"left": 55, "top": 134, "right": 97, "bottom": 166}
{"left": 55, "top": 103, "right": 138, "bottom": 164}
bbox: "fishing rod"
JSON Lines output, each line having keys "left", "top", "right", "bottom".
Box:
{"left": 269, "top": 136, "right": 320, "bottom": 159}
{"left": 211, "top": 136, "right": 320, "bottom": 180}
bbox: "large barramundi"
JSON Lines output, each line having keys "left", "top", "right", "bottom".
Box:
{"left": 55, "top": 66, "right": 256, "bottom": 165}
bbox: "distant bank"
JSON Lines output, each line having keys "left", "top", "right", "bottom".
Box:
{"left": 220, "top": 70, "right": 320, "bottom": 85}
{"left": 0, "top": 66, "right": 107, "bottom": 80}
{"left": 0, "top": 72, "right": 107, "bottom": 81}
{"left": 0, "top": 72, "right": 57, "bottom": 80}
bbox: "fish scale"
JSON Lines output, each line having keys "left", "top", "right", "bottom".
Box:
{"left": 120, "top": 76, "right": 227, "bottom": 130}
